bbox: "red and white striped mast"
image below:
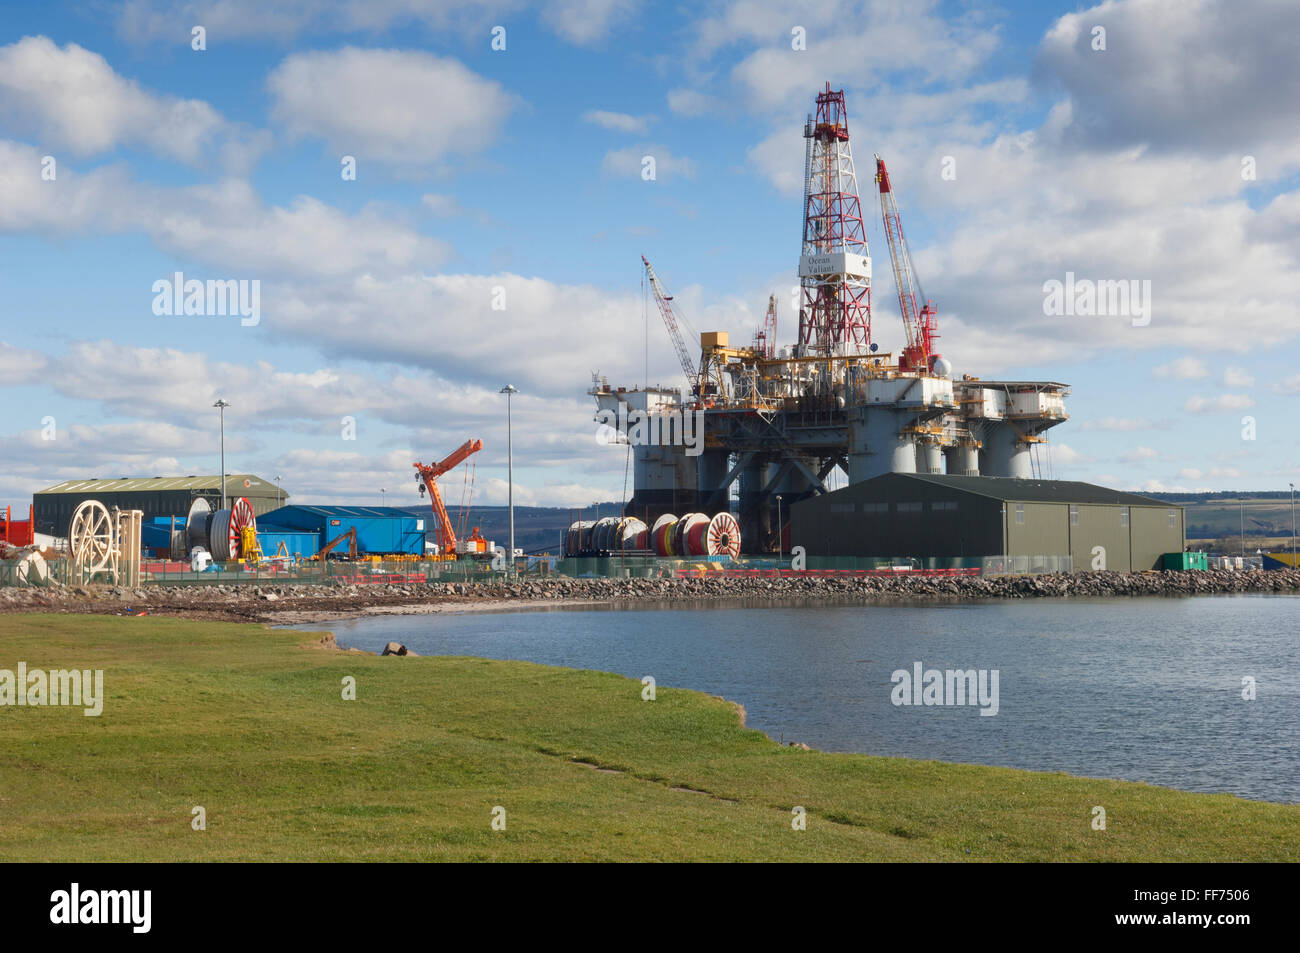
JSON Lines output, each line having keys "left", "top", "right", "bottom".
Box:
{"left": 797, "top": 83, "right": 872, "bottom": 359}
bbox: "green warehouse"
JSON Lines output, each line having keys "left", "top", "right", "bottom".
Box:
{"left": 789, "top": 473, "right": 1184, "bottom": 572}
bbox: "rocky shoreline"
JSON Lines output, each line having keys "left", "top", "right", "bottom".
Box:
{"left": 1, "top": 568, "right": 1297, "bottom": 624}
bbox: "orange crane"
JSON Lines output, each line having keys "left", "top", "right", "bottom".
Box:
{"left": 874, "top": 154, "right": 938, "bottom": 372}
{"left": 642, "top": 255, "right": 700, "bottom": 395}
{"left": 413, "top": 439, "right": 483, "bottom": 558}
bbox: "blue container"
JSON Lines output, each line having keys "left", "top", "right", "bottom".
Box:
{"left": 258, "top": 506, "right": 425, "bottom": 555}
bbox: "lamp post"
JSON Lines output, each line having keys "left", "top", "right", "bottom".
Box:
{"left": 380, "top": 488, "right": 386, "bottom": 508}
{"left": 1291, "top": 483, "right": 1296, "bottom": 565}
{"left": 213, "top": 399, "right": 229, "bottom": 509}
{"left": 275, "top": 475, "right": 282, "bottom": 508}
{"left": 776, "top": 494, "right": 783, "bottom": 561}
{"left": 1240, "top": 498, "right": 1245, "bottom": 556}
{"left": 500, "top": 385, "right": 518, "bottom": 571}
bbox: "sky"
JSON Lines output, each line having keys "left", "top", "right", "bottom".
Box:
{"left": 1, "top": 0, "right": 1298, "bottom": 512}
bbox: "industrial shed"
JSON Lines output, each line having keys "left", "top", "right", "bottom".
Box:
{"left": 789, "top": 473, "right": 1184, "bottom": 571}
{"left": 258, "top": 505, "right": 426, "bottom": 556}
{"left": 34, "top": 474, "right": 286, "bottom": 537}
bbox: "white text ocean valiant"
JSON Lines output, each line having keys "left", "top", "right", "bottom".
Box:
{"left": 151, "top": 272, "right": 261, "bottom": 326}
{"left": 0, "top": 663, "right": 103, "bottom": 716}
{"left": 50, "top": 884, "right": 151, "bottom": 934}
{"left": 595, "top": 406, "right": 706, "bottom": 457}
{"left": 890, "top": 662, "right": 1000, "bottom": 716}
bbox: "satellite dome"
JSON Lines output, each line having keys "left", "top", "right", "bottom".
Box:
{"left": 932, "top": 356, "right": 953, "bottom": 379}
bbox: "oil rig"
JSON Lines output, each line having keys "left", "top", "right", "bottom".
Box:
{"left": 591, "top": 84, "right": 1069, "bottom": 553}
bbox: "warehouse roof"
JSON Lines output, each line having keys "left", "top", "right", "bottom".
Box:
{"left": 873, "top": 473, "right": 1172, "bottom": 507}
{"left": 37, "top": 474, "right": 283, "bottom": 495}
{"left": 260, "top": 505, "right": 420, "bottom": 519}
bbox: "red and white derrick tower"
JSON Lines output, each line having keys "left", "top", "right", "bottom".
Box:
{"left": 798, "top": 84, "right": 872, "bottom": 357}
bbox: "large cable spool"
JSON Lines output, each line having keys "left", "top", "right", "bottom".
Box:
{"left": 594, "top": 517, "right": 620, "bottom": 552}
{"left": 651, "top": 514, "right": 677, "bottom": 556}
{"left": 209, "top": 509, "right": 232, "bottom": 561}
{"left": 579, "top": 521, "right": 596, "bottom": 553}
{"left": 706, "top": 512, "right": 741, "bottom": 558}
{"left": 614, "top": 517, "right": 647, "bottom": 551}
{"left": 68, "top": 500, "right": 114, "bottom": 573}
{"left": 185, "top": 498, "right": 212, "bottom": 555}
{"left": 229, "top": 497, "right": 257, "bottom": 557}
{"left": 674, "top": 513, "right": 709, "bottom": 556}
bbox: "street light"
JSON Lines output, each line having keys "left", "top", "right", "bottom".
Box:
{"left": 1291, "top": 483, "right": 1296, "bottom": 565}
{"left": 213, "top": 399, "right": 229, "bottom": 509}
{"left": 275, "top": 475, "right": 282, "bottom": 508}
{"left": 775, "top": 494, "right": 783, "bottom": 561}
{"left": 500, "top": 385, "right": 518, "bottom": 571}
{"left": 380, "top": 488, "right": 386, "bottom": 508}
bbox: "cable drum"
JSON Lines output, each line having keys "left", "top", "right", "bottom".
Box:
{"left": 209, "top": 509, "right": 232, "bottom": 562}
{"left": 674, "top": 513, "right": 709, "bottom": 556}
{"left": 651, "top": 514, "right": 677, "bottom": 556}
{"left": 614, "top": 517, "right": 648, "bottom": 551}
{"left": 185, "top": 498, "right": 212, "bottom": 556}
{"left": 706, "top": 512, "right": 741, "bottom": 558}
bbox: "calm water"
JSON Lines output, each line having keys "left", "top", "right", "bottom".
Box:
{"left": 293, "top": 596, "right": 1300, "bottom": 803}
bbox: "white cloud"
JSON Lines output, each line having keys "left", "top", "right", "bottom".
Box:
{"left": 667, "top": 88, "right": 719, "bottom": 117}
{"left": 1153, "top": 356, "right": 1209, "bottom": 380}
{"left": 1274, "top": 374, "right": 1300, "bottom": 395}
{"left": 1038, "top": 0, "right": 1300, "bottom": 152}
{"left": 582, "top": 109, "right": 651, "bottom": 134}
{"left": 268, "top": 48, "right": 517, "bottom": 169}
{"left": 1079, "top": 417, "right": 1158, "bottom": 432}
{"left": 1050, "top": 443, "right": 1091, "bottom": 465}
{"left": 1119, "top": 446, "right": 1159, "bottom": 463}
{"left": 1178, "top": 468, "right": 1203, "bottom": 480}
{"left": 1223, "top": 365, "right": 1255, "bottom": 388}
{"left": 0, "top": 36, "right": 264, "bottom": 170}
{"left": 0, "top": 141, "right": 447, "bottom": 279}
{"left": 539, "top": 0, "right": 639, "bottom": 45}
{"left": 1184, "top": 394, "right": 1255, "bottom": 413}
{"left": 602, "top": 144, "right": 696, "bottom": 179}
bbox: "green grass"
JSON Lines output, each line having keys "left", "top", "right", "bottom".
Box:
{"left": 1, "top": 613, "right": 1295, "bottom": 861}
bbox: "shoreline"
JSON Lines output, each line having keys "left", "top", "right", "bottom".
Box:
{"left": 1, "top": 567, "right": 1296, "bottom": 624}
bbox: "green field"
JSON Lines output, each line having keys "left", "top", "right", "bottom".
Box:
{"left": 1, "top": 614, "right": 1295, "bottom": 861}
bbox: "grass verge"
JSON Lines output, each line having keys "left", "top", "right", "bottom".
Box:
{"left": 1, "top": 613, "right": 1295, "bottom": 861}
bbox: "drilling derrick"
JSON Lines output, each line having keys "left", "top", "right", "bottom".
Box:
{"left": 798, "top": 84, "right": 872, "bottom": 359}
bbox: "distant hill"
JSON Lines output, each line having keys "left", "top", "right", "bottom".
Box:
{"left": 399, "top": 503, "right": 624, "bottom": 554}
{"left": 1137, "top": 493, "right": 1296, "bottom": 543}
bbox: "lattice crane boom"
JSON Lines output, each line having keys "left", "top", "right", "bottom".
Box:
{"left": 641, "top": 255, "right": 698, "bottom": 392}
{"left": 874, "top": 154, "right": 938, "bottom": 371}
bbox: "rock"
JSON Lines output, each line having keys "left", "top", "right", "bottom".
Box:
{"left": 380, "top": 641, "right": 417, "bottom": 656}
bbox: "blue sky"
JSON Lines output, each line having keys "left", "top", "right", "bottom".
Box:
{"left": 2, "top": 0, "right": 1298, "bottom": 511}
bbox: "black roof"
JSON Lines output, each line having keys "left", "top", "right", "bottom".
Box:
{"left": 864, "top": 473, "right": 1174, "bottom": 507}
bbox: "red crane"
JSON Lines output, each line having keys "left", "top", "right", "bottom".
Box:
{"left": 874, "top": 154, "right": 938, "bottom": 371}
{"left": 413, "top": 439, "right": 483, "bottom": 557}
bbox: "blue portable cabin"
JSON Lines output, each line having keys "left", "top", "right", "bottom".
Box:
{"left": 256, "top": 525, "right": 321, "bottom": 559}
{"left": 256, "top": 505, "right": 426, "bottom": 556}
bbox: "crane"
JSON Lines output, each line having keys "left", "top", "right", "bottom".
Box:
{"left": 754, "top": 294, "right": 778, "bottom": 359}
{"left": 641, "top": 255, "right": 699, "bottom": 394}
{"left": 874, "top": 154, "right": 938, "bottom": 372}
{"left": 413, "top": 439, "right": 483, "bottom": 558}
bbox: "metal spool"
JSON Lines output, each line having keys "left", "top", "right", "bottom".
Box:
{"left": 706, "top": 512, "right": 741, "bottom": 558}
{"left": 651, "top": 514, "right": 677, "bottom": 556}
{"left": 185, "top": 498, "right": 212, "bottom": 555}
{"left": 566, "top": 520, "right": 595, "bottom": 556}
{"left": 68, "top": 500, "right": 114, "bottom": 573}
{"left": 228, "top": 497, "right": 257, "bottom": 557}
{"left": 579, "top": 521, "right": 596, "bottom": 553}
{"left": 209, "top": 509, "right": 233, "bottom": 561}
{"left": 593, "top": 517, "right": 620, "bottom": 552}
{"left": 614, "top": 517, "right": 648, "bottom": 552}
{"left": 674, "top": 513, "right": 709, "bottom": 556}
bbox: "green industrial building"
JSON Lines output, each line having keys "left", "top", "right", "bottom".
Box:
{"left": 34, "top": 474, "right": 287, "bottom": 537}
{"left": 789, "top": 473, "right": 1184, "bottom": 572}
